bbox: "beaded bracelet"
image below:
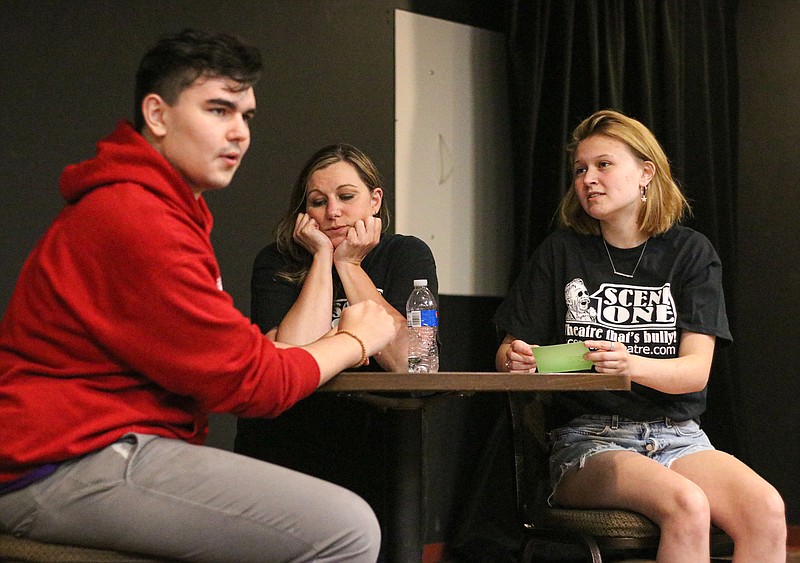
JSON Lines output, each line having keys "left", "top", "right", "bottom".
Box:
{"left": 337, "top": 330, "right": 368, "bottom": 368}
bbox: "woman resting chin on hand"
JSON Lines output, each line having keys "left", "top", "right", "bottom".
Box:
{"left": 258, "top": 144, "right": 436, "bottom": 373}
{"left": 235, "top": 145, "right": 439, "bottom": 532}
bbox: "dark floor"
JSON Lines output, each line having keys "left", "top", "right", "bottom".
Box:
{"left": 509, "top": 555, "right": 800, "bottom": 563}
{"left": 574, "top": 553, "right": 800, "bottom": 563}
{"left": 439, "top": 545, "right": 800, "bottom": 562}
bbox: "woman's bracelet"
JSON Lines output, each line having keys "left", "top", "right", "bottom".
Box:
{"left": 337, "top": 330, "right": 368, "bottom": 368}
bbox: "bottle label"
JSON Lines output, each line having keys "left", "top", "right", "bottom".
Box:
{"left": 408, "top": 309, "right": 438, "bottom": 328}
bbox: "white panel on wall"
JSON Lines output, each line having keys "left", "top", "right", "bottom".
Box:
{"left": 395, "top": 10, "right": 513, "bottom": 297}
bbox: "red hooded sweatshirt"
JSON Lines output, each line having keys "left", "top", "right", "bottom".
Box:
{"left": 0, "top": 122, "right": 320, "bottom": 483}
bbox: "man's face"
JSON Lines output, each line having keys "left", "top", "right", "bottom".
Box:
{"left": 156, "top": 76, "right": 256, "bottom": 198}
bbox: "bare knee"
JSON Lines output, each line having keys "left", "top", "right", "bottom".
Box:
{"left": 759, "top": 486, "right": 786, "bottom": 534}
{"left": 645, "top": 482, "right": 712, "bottom": 562}
{"left": 729, "top": 484, "right": 786, "bottom": 547}
{"left": 657, "top": 482, "right": 711, "bottom": 541}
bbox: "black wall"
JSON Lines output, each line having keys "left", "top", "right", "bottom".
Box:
{"left": 1, "top": 0, "right": 797, "bottom": 536}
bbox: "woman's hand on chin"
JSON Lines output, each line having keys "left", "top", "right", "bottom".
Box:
{"left": 294, "top": 213, "right": 333, "bottom": 255}
{"left": 334, "top": 216, "right": 381, "bottom": 266}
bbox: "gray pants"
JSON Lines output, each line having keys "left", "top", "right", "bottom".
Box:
{"left": 0, "top": 433, "right": 380, "bottom": 562}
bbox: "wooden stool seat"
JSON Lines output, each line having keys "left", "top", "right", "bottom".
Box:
{"left": 0, "top": 533, "right": 168, "bottom": 562}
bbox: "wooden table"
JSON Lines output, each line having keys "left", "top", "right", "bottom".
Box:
{"left": 319, "top": 371, "right": 629, "bottom": 393}
{"left": 318, "top": 372, "right": 629, "bottom": 562}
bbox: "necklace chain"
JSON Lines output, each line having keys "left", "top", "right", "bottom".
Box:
{"left": 603, "top": 238, "right": 648, "bottom": 278}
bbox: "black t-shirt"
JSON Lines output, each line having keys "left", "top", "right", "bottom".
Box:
{"left": 493, "top": 226, "right": 732, "bottom": 428}
{"left": 251, "top": 233, "right": 438, "bottom": 353}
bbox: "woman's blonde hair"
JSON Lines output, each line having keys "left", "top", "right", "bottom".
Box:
{"left": 558, "top": 109, "right": 690, "bottom": 236}
{"left": 273, "top": 143, "right": 389, "bottom": 284}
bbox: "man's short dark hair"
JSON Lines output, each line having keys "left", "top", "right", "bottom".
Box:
{"left": 133, "top": 28, "right": 263, "bottom": 132}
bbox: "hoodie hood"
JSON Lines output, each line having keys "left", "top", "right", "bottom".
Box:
{"left": 59, "top": 121, "right": 209, "bottom": 228}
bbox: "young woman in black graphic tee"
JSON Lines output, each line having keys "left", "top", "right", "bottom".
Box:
{"left": 494, "top": 110, "right": 786, "bottom": 562}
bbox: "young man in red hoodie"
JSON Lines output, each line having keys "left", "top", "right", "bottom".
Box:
{"left": 0, "top": 29, "right": 395, "bottom": 562}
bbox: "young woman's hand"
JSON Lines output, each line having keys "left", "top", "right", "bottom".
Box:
{"left": 583, "top": 339, "right": 631, "bottom": 375}
{"left": 498, "top": 337, "right": 537, "bottom": 372}
{"left": 333, "top": 216, "right": 381, "bottom": 266}
{"left": 293, "top": 213, "right": 333, "bottom": 256}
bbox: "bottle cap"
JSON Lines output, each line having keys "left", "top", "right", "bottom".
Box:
{"left": 413, "top": 279, "right": 427, "bottom": 287}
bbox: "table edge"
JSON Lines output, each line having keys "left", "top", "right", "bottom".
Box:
{"left": 318, "top": 371, "right": 630, "bottom": 392}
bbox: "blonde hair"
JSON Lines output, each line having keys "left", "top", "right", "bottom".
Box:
{"left": 558, "top": 109, "right": 690, "bottom": 236}
{"left": 274, "top": 143, "right": 389, "bottom": 284}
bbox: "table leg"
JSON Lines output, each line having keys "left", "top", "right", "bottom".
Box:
{"left": 386, "top": 407, "right": 425, "bottom": 562}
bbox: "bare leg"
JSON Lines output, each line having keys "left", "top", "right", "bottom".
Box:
{"left": 553, "top": 450, "right": 712, "bottom": 563}
{"left": 671, "top": 450, "right": 786, "bottom": 563}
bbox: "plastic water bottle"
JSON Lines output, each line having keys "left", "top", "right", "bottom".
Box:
{"left": 406, "top": 279, "right": 439, "bottom": 373}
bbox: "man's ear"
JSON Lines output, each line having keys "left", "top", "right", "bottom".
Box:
{"left": 141, "top": 93, "right": 168, "bottom": 138}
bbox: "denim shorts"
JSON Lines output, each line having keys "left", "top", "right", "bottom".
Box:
{"left": 548, "top": 414, "right": 715, "bottom": 494}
